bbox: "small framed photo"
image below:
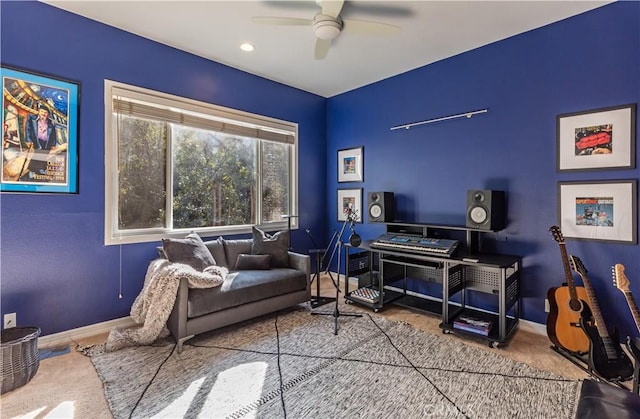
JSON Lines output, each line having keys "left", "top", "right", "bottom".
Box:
{"left": 1, "top": 65, "right": 80, "bottom": 193}
{"left": 337, "top": 188, "right": 363, "bottom": 223}
{"left": 338, "top": 146, "right": 364, "bottom": 182}
{"left": 556, "top": 103, "right": 636, "bottom": 172}
{"left": 558, "top": 180, "right": 637, "bottom": 244}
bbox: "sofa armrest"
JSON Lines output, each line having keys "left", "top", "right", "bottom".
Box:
{"left": 288, "top": 251, "right": 310, "bottom": 275}
{"left": 288, "top": 251, "right": 311, "bottom": 293}
{"left": 167, "top": 276, "right": 189, "bottom": 340}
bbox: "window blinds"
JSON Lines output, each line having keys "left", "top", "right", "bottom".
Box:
{"left": 111, "top": 86, "right": 295, "bottom": 145}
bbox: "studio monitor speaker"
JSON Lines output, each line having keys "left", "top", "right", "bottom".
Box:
{"left": 466, "top": 190, "right": 506, "bottom": 231}
{"left": 368, "top": 192, "right": 395, "bottom": 223}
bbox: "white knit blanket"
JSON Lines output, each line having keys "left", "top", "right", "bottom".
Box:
{"left": 104, "top": 259, "right": 227, "bottom": 352}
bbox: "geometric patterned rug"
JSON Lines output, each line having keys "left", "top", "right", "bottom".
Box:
{"left": 88, "top": 305, "right": 581, "bottom": 418}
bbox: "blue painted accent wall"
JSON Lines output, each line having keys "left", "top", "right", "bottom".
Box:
{"left": 327, "top": 1, "right": 640, "bottom": 336}
{"left": 1, "top": 1, "right": 639, "bottom": 341}
{"left": 0, "top": 1, "right": 326, "bottom": 335}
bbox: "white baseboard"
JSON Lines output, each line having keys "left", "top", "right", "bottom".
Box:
{"left": 517, "top": 318, "right": 547, "bottom": 337}
{"left": 38, "top": 316, "right": 135, "bottom": 348}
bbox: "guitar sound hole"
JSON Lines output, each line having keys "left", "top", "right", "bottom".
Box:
{"left": 569, "top": 299, "right": 582, "bottom": 312}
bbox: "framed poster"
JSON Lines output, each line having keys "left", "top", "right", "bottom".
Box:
{"left": 1, "top": 66, "right": 79, "bottom": 193}
{"left": 337, "top": 146, "right": 363, "bottom": 182}
{"left": 556, "top": 103, "right": 636, "bottom": 172}
{"left": 337, "top": 188, "right": 363, "bottom": 223}
{"left": 558, "top": 180, "right": 637, "bottom": 243}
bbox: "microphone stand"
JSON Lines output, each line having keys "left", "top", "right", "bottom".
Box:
{"left": 311, "top": 210, "right": 362, "bottom": 335}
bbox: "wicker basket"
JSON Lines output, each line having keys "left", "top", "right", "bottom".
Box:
{"left": 1, "top": 327, "right": 40, "bottom": 394}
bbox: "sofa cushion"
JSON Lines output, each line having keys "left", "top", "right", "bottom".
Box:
{"left": 187, "top": 268, "right": 306, "bottom": 318}
{"left": 162, "top": 232, "right": 216, "bottom": 271}
{"left": 251, "top": 226, "right": 289, "bottom": 268}
{"left": 204, "top": 236, "right": 228, "bottom": 268}
{"left": 223, "top": 238, "right": 253, "bottom": 270}
{"left": 235, "top": 254, "right": 271, "bottom": 270}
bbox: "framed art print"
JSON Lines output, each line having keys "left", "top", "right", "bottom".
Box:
{"left": 556, "top": 103, "right": 636, "bottom": 172}
{"left": 1, "top": 66, "right": 79, "bottom": 193}
{"left": 558, "top": 180, "right": 637, "bottom": 243}
{"left": 337, "top": 188, "right": 363, "bottom": 222}
{"left": 338, "top": 146, "right": 363, "bottom": 182}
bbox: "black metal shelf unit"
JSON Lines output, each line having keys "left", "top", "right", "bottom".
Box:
{"left": 344, "top": 221, "right": 521, "bottom": 347}
{"left": 440, "top": 256, "right": 521, "bottom": 347}
{"left": 344, "top": 249, "right": 404, "bottom": 311}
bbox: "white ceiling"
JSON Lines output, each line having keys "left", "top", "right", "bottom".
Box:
{"left": 42, "top": 0, "right": 612, "bottom": 98}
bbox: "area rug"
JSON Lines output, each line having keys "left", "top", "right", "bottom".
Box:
{"left": 87, "top": 305, "right": 581, "bottom": 419}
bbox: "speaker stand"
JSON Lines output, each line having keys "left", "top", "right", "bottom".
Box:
{"left": 466, "top": 230, "right": 481, "bottom": 254}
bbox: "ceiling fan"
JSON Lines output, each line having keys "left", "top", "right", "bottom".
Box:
{"left": 252, "top": 0, "right": 401, "bottom": 60}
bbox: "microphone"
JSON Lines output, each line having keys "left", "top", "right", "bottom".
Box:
{"left": 348, "top": 211, "right": 361, "bottom": 247}
{"left": 349, "top": 231, "right": 362, "bottom": 247}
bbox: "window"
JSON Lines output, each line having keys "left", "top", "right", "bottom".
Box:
{"left": 104, "top": 80, "right": 298, "bottom": 245}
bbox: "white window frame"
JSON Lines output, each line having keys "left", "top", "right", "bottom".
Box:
{"left": 104, "top": 80, "right": 298, "bottom": 245}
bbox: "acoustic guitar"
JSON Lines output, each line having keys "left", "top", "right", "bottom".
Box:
{"left": 570, "top": 255, "right": 633, "bottom": 381}
{"left": 612, "top": 263, "right": 640, "bottom": 374}
{"left": 546, "top": 226, "right": 590, "bottom": 354}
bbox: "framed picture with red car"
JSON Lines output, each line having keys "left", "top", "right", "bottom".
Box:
{"left": 556, "top": 103, "right": 636, "bottom": 172}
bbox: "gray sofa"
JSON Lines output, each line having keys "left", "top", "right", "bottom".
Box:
{"left": 164, "top": 236, "right": 311, "bottom": 352}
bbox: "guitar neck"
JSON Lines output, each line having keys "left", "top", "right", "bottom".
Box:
{"left": 559, "top": 243, "right": 578, "bottom": 298}
{"left": 623, "top": 291, "right": 640, "bottom": 334}
{"left": 579, "top": 272, "right": 608, "bottom": 336}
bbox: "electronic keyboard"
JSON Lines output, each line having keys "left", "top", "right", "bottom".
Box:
{"left": 370, "top": 234, "right": 459, "bottom": 257}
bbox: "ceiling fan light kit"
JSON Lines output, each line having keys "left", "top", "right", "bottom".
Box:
{"left": 314, "top": 14, "right": 342, "bottom": 40}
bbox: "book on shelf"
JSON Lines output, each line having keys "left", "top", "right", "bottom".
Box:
{"left": 349, "top": 287, "right": 380, "bottom": 303}
{"left": 453, "top": 315, "right": 493, "bottom": 336}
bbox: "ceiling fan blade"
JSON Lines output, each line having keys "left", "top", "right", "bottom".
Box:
{"left": 314, "top": 38, "right": 331, "bottom": 60}
{"left": 319, "top": 0, "right": 344, "bottom": 19}
{"left": 341, "top": 19, "right": 400, "bottom": 36}
{"left": 252, "top": 16, "right": 313, "bottom": 26}
{"left": 262, "top": 1, "right": 318, "bottom": 11}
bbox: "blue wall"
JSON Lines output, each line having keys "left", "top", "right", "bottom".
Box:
{"left": 1, "top": 1, "right": 639, "bottom": 340}
{"left": 327, "top": 1, "right": 640, "bottom": 335}
{"left": 0, "top": 1, "right": 326, "bottom": 335}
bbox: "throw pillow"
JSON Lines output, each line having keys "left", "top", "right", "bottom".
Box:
{"left": 251, "top": 226, "right": 289, "bottom": 268}
{"left": 222, "top": 238, "right": 253, "bottom": 270}
{"left": 162, "top": 232, "right": 216, "bottom": 271}
{"left": 204, "top": 236, "right": 228, "bottom": 268}
{"left": 234, "top": 254, "right": 271, "bottom": 270}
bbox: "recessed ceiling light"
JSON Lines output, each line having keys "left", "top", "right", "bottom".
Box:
{"left": 240, "top": 43, "right": 254, "bottom": 52}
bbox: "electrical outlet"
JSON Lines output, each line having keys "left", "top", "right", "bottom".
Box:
{"left": 544, "top": 299, "right": 550, "bottom": 313}
{"left": 4, "top": 313, "right": 16, "bottom": 329}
